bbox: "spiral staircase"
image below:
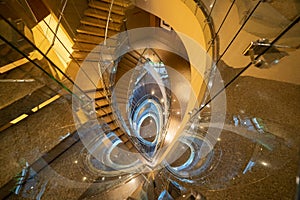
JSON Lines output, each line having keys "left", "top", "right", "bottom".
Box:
{"left": 71, "top": 0, "right": 138, "bottom": 151}
{"left": 0, "top": 0, "right": 299, "bottom": 199}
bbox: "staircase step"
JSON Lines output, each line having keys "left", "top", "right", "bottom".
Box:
{"left": 101, "top": 114, "right": 115, "bottom": 124}
{"left": 80, "top": 17, "right": 121, "bottom": 31}
{"left": 119, "top": 60, "right": 135, "bottom": 70}
{"left": 125, "top": 141, "right": 133, "bottom": 149}
{"left": 96, "top": 110, "right": 112, "bottom": 118}
{"left": 95, "top": 103, "right": 110, "bottom": 111}
{"left": 109, "top": 122, "right": 119, "bottom": 131}
{"left": 124, "top": 53, "right": 139, "bottom": 64}
{"left": 73, "top": 42, "right": 98, "bottom": 52}
{"left": 95, "top": 91, "right": 110, "bottom": 100}
{"left": 95, "top": 93, "right": 110, "bottom": 101}
{"left": 95, "top": 98, "right": 109, "bottom": 108}
{"left": 96, "top": 106, "right": 112, "bottom": 116}
{"left": 88, "top": 1, "right": 125, "bottom": 16}
{"left": 73, "top": 42, "right": 115, "bottom": 53}
{"left": 114, "top": 128, "right": 124, "bottom": 137}
{"left": 72, "top": 51, "right": 96, "bottom": 61}
{"left": 83, "top": 87, "right": 105, "bottom": 94}
{"left": 84, "top": 8, "right": 124, "bottom": 23}
{"left": 77, "top": 25, "right": 105, "bottom": 37}
{"left": 131, "top": 50, "right": 146, "bottom": 61}
{"left": 72, "top": 51, "right": 115, "bottom": 62}
{"left": 115, "top": 66, "right": 127, "bottom": 74}
{"left": 120, "top": 134, "right": 129, "bottom": 143}
{"left": 77, "top": 25, "right": 118, "bottom": 37}
{"left": 74, "top": 34, "right": 105, "bottom": 44}
{"left": 100, "top": 0, "right": 131, "bottom": 7}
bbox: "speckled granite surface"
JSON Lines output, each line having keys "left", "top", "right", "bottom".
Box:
{"left": 199, "top": 75, "right": 300, "bottom": 200}
{"left": 0, "top": 97, "right": 76, "bottom": 188}
{"left": 0, "top": 75, "right": 299, "bottom": 199}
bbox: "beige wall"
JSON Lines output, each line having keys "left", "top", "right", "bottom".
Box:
{"left": 134, "top": 0, "right": 212, "bottom": 104}
{"left": 135, "top": 0, "right": 206, "bottom": 47}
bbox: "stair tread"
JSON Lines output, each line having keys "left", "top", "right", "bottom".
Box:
{"left": 95, "top": 100, "right": 110, "bottom": 108}
{"left": 130, "top": 50, "right": 145, "bottom": 61}
{"left": 73, "top": 42, "right": 117, "bottom": 52}
{"left": 125, "top": 142, "right": 133, "bottom": 149}
{"left": 77, "top": 25, "right": 118, "bottom": 37}
{"left": 96, "top": 106, "right": 112, "bottom": 115}
{"left": 72, "top": 51, "right": 97, "bottom": 61}
{"left": 120, "top": 134, "right": 129, "bottom": 142}
{"left": 96, "top": 110, "right": 112, "bottom": 118}
{"left": 80, "top": 17, "right": 121, "bottom": 31}
{"left": 109, "top": 122, "right": 119, "bottom": 130}
{"left": 99, "top": 0, "right": 131, "bottom": 7}
{"left": 89, "top": 1, "right": 125, "bottom": 15}
{"left": 102, "top": 114, "right": 115, "bottom": 122}
{"left": 124, "top": 53, "right": 139, "bottom": 64}
{"left": 74, "top": 34, "right": 105, "bottom": 44}
{"left": 72, "top": 51, "right": 114, "bottom": 61}
{"left": 84, "top": 8, "right": 124, "bottom": 23}
{"left": 119, "top": 60, "right": 136, "bottom": 69}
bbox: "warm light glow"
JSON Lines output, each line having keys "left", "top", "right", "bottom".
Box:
{"left": 31, "top": 95, "right": 60, "bottom": 112}
{"left": 9, "top": 95, "right": 61, "bottom": 126}
{"left": 10, "top": 114, "right": 29, "bottom": 124}
{"left": 261, "top": 161, "right": 268, "bottom": 166}
{"left": 38, "top": 14, "right": 74, "bottom": 70}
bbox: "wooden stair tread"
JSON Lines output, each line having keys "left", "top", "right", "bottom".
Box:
{"left": 118, "top": 62, "right": 135, "bottom": 71}
{"left": 80, "top": 17, "right": 121, "bottom": 31}
{"left": 100, "top": 0, "right": 131, "bottom": 7}
{"left": 73, "top": 42, "right": 117, "bottom": 52}
{"left": 77, "top": 25, "right": 118, "bottom": 37}
{"left": 84, "top": 8, "right": 124, "bottom": 23}
{"left": 72, "top": 50, "right": 117, "bottom": 62}
{"left": 124, "top": 53, "right": 139, "bottom": 64}
{"left": 96, "top": 110, "right": 112, "bottom": 117}
{"left": 89, "top": 1, "right": 125, "bottom": 16}
{"left": 120, "top": 134, "right": 129, "bottom": 142}
{"left": 120, "top": 57, "right": 136, "bottom": 67}
{"left": 74, "top": 34, "right": 119, "bottom": 47}
{"left": 74, "top": 33, "right": 105, "bottom": 44}
{"left": 125, "top": 142, "right": 133, "bottom": 149}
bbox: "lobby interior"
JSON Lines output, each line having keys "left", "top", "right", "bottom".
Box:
{"left": 0, "top": 0, "right": 299, "bottom": 199}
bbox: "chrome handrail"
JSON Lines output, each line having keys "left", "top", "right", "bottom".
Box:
{"left": 104, "top": 0, "right": 115, "bottom": 46}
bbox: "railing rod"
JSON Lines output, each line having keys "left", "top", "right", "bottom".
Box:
{"left": 216, "top": 0, "right": 262, "bottom": 65}
{"left": 104, "top": 0, "right": 115, "bottom": 45}
{"left": 207, "top": 0, "right": 236, "bottom": 53}
{"left": 45, "top": 0, "right": 68, "bottom": 55}
{"left": 203, "top": 0, "right": 217, "bottom": 30}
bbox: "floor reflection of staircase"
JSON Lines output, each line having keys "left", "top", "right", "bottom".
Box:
{"left": 71, "top": 0, "right": 136, "bottom": 150}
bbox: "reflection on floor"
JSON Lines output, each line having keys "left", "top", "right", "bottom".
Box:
{"left": 0, "top": 70, "right": 299, "bottom": 199}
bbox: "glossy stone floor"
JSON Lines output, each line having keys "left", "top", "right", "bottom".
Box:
{"left": 202, "top": 75, "right": 300, "bottom": 200}
{"left": 0, "top": 62, "right": 299, "bottom": 199}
